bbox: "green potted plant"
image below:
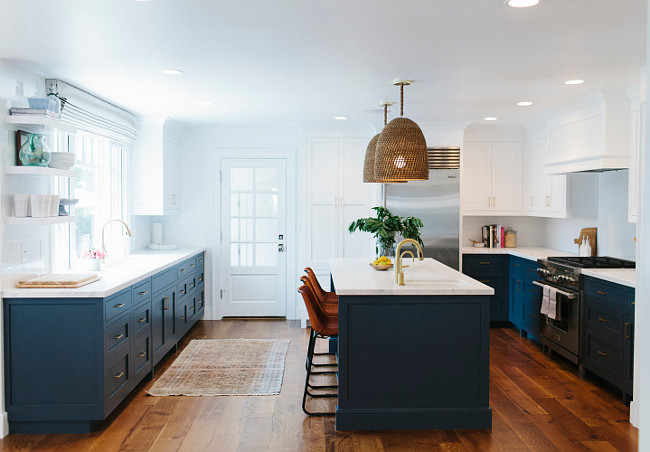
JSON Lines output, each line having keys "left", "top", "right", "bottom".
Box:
{"left": 348, "top": 206, "right": 424, "bottom": 257}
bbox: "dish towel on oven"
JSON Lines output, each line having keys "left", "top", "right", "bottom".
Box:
{"left": 541, "top": 286, "right": 550, "bottom": 316}
{"left": 548, "top": 288, "right": 558, "bottom": 320}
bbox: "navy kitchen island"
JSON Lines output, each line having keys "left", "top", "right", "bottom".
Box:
{"left": 330, "top": 258, "right": 494, "bottom": 431}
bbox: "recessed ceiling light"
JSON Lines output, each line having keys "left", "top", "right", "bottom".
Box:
{"left": 517, "top": 101, "right": 534, "bottom": 106}
{"left": 565, "top": 79, "right": 585, "bottom": 85}
{"left": 334, "top": 116, "right": 348, "bottom": 121}
{"left": 197, "top": 100, "right": 215, "bottom": 106}
{"left": 484, "top": 117, "right": 498, "bottom": 121}
{"left": 160, "top": 69, "right": 183, "bottom": 75}
{"left": 505, "top": 0, "right": 540, "bottom": 7}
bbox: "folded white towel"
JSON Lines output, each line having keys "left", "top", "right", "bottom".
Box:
{"left": 541, "top": 286, "right": 550, "bottom": 316}
{"left": 548, "top": 288, "right": 558, "bottom": 320}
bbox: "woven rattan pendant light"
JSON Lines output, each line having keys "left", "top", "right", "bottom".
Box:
{"left": 363, "top": 101, "right": 398, "bottom": 183}
{"left": 374, "top": 81, "right": 428, "bottom": 182}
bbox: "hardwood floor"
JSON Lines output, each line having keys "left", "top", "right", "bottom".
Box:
{"left": 0, "top": 320, "right": 637, "bottom": 451}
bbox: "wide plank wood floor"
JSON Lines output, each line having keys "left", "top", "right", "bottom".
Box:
{"left": 0, "top": 320, "right": 637, "bottom": 452}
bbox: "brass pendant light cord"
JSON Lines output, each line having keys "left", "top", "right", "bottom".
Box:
{"left": 384, "top": 103, "right": 388, "bottom": 127}
{"left": 400, "top": 84, "right": 404, "bottom": 117}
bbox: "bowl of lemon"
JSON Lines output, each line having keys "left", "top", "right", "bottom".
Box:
{"left": 370, "top": 256, "right": 393, "bottom": 271}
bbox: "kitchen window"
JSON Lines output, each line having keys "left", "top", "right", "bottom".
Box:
{"left": 53, "top": 131, "right": 127, "bottom": 271}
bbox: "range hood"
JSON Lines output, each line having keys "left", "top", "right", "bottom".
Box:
{"left": 543, "top": 91, "right": 630, "bottom": 175}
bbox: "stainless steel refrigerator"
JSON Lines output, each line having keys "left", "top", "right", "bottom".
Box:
{"left": 385, "top": 151, "right": 460, "bottom": 270}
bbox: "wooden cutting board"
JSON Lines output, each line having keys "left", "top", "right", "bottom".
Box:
{"left": 16, "top": 274, "right": 101, "bottom": 288}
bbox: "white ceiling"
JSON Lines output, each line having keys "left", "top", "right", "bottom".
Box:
{"left": 0, "top": 0, "right": 647, "bottom": 127}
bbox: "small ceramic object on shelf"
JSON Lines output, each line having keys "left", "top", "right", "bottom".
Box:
{"left": 19, "top": 134, "right": 51, "bottom": 167}
{"left": 13, "top": 194, "right": 29, "bottom": 217}
{"left": 58, "top": 198, "right": 79, "bottom": 216}
{"left": 48, "top": 152, "right": 75, "bottom": 170}
{"left": 50, "top": 195, "right": 60, "bottom": 217}
{"left": 29, "top": 194, "right": 48, "bottom": 218}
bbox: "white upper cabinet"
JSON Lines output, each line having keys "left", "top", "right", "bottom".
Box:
{"left": 131, "top": 120, "right": 182, "bottom": 215}
{"left": 305, "top": 137, "right": 374, "bottom": 271}
{"left": 627, "top": 83, "right": 643, "bottom": 224}
{"left": 462, "top": 141, "right": 523, "bottom": 215}
{"left": 527, "top": 136, "right": 567, "bottom": 218}
{"left": 544, "top": 91, "right": 630, "bottom": 174}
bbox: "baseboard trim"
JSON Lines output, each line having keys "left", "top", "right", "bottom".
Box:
{"left": 630, "top": 400, "right": 638, "bottom": 427}
{"left": 0, "top": 411, "right": 9, "bottom": 438}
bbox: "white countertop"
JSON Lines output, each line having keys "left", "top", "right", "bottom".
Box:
{"left": 462, "top": 246, "right": 576, "bottom": 261}
{"left": 329, "top": 258, "right": 495, "bottom": 296}
{"left": 581, "top": 269, "right": 636, "bottom": 288}
{"left": 2, "top": 248, "right": 206, "bottom": 298}
{"left": 462, "top": 246, "right": 636, "bottom": 288}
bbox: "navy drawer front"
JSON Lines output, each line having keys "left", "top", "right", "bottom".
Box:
{"left": 187, "top": 275, "right": 197, "bottom": 293}
{"left": 153, "top": 267, "right": 176, "bottom": 293}
{"left": 510, "top": 256, "right": 538, "bottom": 274}
{"left": 196, "top": 284, "right": 205, "bottom": 311}
{"left": 105, "top": 314, "right": 130, "bottom": 355}
{"left": 196, "top": 271, "right": 204, "bottom": 285}
{"left": 178, "top": 279, "right": 188, "bottom": 299}
{"left": 463, "top": 254, "right": 508, "bottom": 272}
{"left": 132, "top": 280, "right": 152, "bottom": 307}
{"left": 585, "top": 298, "right": 623, "bottom": 338}
{"left": 584, "top": 330, "right": 623, "bottom": 385}
{"left": 584, "top": 277, "right": 625, "bottom": 308}
{"left": 626, "top": 289, "right": 636, "bottom": 312}
{"left": 133, "top": 303, "right": 151, "bottom": 335}
{"left": 105, "top": 289, "right": 131, "bottom": 323}
{"left": 105, "top": 352, "right": 130, "bottom": 400}
{"left": 133, "top": 334, "right": 151, "bottom": 377}
{"left": 470, "top": 273, "right": 503, "bottom": 290}
{"left": 196, "top": 253, "right": 205, "bottom": 267}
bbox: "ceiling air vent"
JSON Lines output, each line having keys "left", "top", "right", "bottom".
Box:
{"left": 428, "top": 147, "right": 460, "bottom": 170}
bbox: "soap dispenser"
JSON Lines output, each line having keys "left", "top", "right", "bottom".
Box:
{"left": 583, "top": 236, "right": 592, "bottom": 257}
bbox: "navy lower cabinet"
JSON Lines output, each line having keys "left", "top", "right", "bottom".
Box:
{"left": 508, "top": 256, "right": 541, "bottom": 340}
{"left": 3, "top": 251, "right": 205, "bottom": 434}
{"left": 462, "top": 254, "right": 509, "bottom": 323}
{"left": 583, "top": 276, "right": 635, "bottom": 403}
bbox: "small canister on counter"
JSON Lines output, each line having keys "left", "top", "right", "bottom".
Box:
{"left": 505, "top": 228, "right": 516, "bottom": 248}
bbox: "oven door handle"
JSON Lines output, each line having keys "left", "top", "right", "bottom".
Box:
{"left": 532, "top": 281, "right": 578, "bottom": 299}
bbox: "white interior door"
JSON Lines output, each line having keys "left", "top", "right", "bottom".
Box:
{"left": 221, "top": 158, "right": 287, "bottom": 317}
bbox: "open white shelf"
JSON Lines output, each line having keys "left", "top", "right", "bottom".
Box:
{"left": 4, "top": 166, "right": 76, "bottom": 177}
{"left": 5, "top": 215, "right": 78, "bottom": 225}
{"left": 5, "top": 114, "right": 77, "bottom": 134}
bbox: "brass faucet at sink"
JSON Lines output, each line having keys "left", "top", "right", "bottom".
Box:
{"left": 394, "top": 239, "right": 424, "bottom": 285}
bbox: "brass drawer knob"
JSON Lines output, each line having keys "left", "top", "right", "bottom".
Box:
{"left": 114, "top": 371, "right": 124, "bottom": 379}
{"left": 198, "top": 299, "right": 203, "bottom": 304}
{"left": 180, "top": 315, "right": 185, "bottom": 320}
{"left": 189, "top": 306, "right": 194, "bottom": 311}
{"left": 189, "top": 283, "right": 195, "bottom": 288}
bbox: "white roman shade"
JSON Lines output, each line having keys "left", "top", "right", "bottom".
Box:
{"left": 54, "top": 80, "right": 138, "bottom": 144}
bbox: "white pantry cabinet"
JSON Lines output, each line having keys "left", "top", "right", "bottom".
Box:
{"left": 527, "top": 137, "right": 567, "bottom": 218}
{"left": 305, "top": 137, "right": 373, "bottom": 274}
{"left": 627, "top": 85, "right": 643, "bottom": 223}
{"left": 131, "top": 120, "right": 181, "bottom": 215}
{"left": 462, "top": 141, "right": 523, "bottom": 215}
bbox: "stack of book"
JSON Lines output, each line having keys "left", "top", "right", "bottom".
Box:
{"left": 482, "top": 224, "right": 505, "bottom": 248}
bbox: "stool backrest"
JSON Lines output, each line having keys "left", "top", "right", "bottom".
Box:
{"left": 298, "top": 284, "right": 329, "bottom": 334}
{"left": 304, "top": 267, "right": 327, "bottom": 298}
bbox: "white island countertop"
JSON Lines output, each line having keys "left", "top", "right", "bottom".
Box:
{"left": 329, "top": 258, "right": 495, "bottom": 296}
{"left": 2, "top": 248, "right": 206, "bottom": 299}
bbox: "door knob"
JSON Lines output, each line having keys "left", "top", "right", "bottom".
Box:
{"left": 278, "top": 244, "right": 285, "bottom": 252}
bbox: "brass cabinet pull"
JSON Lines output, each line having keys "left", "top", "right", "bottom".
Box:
{"left": 138, "top": 352, "right": 146, "bottom": 358}
{"left": 528, "top": 314, "right": 535, "bottom": 319}
{"left": 632, "top": 301, "right": 636, "bottom": 305}
{"left": 198, "top": 299, "right": 203, "bottom": 304}
{"left": 138, "top": 291, "right": 148, "bottom": 295}
{"left": 528, "top": 269, "right": 536, "bottom": 272}
{"left": 191, "top": 264, "right": 195, "bottom": 267}
{"left": 492, "top": 196, "right": 496, "bottom": 207}
{"left": 479, "top": 262, "right": 491, "bottom": 265}
{"left": 597, "top": 350, "right": 608, "bottom": 357}
{"left": 529, "top": 289, "right": 536, "bottom": 293}
{"left": 199, "top": 259, "right": 203, "bottom": 263}
{"left": 597, "top": 290, "right": 608, "bottom": 295}
{"left": 189, "top": 306, "right": 195, "bottom": 311}
{"left": 180, "top": 268, "right": 186, "bottom": 272}
{"left": 163, "top": 297, "right": 170, "bottom": 311}
{"left": 597, "top": 317, "right": 609, "bottom": 323}
{"left": 512, "top": 264, "right": 520, "bottom": 267}
{"left": 114, "top": 371, "right": 124, "bottom": 379}
{"left": 625, "top": 322, "right": 632, "bottom": 339}
{"left": 480, "top": 280, "right": 490, "bottom": 283}
{"left": 180, "top": 289, "right": 185, "bottom": 294}
{"left": 137, "top": 317, "right": 147, "bottom": 323}
{"left": 198, "top": 276, "right": 203, "bottom": 282}
{"left": 113, "top": 333, "right": 124, "bottom": 340}
{"left": 114, "top": 303, "right": 125, "bottom": 308}
{"left": 189, "top": 283, "right": 195, "bottom": 288}
{"left": 488, "top": 196, "right": 491, "bottom": 207}
{"left": 180, "top": 315, "right": 185, "bottom": 320}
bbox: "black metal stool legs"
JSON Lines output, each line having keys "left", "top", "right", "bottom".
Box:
{"left": 302, "top": 327, "right": 338, "bottom": 416}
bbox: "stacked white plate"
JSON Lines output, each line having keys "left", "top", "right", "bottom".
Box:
{"left": 48, "top": 152, "right": 76, "bottom": 170}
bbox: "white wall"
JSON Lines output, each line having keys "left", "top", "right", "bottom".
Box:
{"left": 463, "top": 216, "right": 547, "bottom": 248}
{"left": 544, "top": 170, "right": 637, "bottom": 259}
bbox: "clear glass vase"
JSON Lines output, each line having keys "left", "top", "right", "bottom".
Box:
{"left": 19, "top": 134, "right": 51, "bottom": 167}
{"left": 376, "top": 238, "right": 396, "bottom": 258}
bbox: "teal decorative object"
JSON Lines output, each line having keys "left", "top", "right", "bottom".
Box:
{"left": 19, "top": 134, "right": 51, "bottom": 167}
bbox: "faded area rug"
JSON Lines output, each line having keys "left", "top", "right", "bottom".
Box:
{"left": 147, "top": 339, "right": 291, "bottom": 396}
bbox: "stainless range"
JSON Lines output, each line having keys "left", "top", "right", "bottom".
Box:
{"left": 535, "top": 256, "right": 635, "bottom": 373}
